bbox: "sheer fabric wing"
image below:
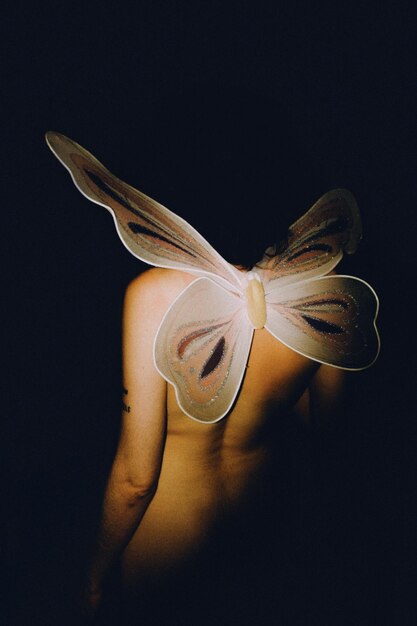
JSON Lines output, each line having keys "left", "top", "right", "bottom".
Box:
{"left": 265, "top": 275, "right": 380, "bottom": 370}
{"left": 154, "top": 278, "right": 253, "bottom": 423}
{"left": 259, "top": 189, "right": 362, "bottom": 289}
{"left": 45, "top": 132, "right": 241, "bottom": 292}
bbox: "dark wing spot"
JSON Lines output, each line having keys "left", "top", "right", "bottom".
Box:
{"left": 85, "top": 171, "right": 164, "bottom": 229}
{"left": 300, "top": 298, "right": 349, "bottom": 310}
{"left": 201, "top": 337, "right": 226, "bottom": 378}
{"left": 82, "top": 169, "right": 195, "bottom": 258}
{"left": 302, "top": 217, "right": 350, "bottom": 245}
{"left": 322, "top": 216, "right": 349, "bottom": 236}
{"left": 287, "top": 243, "right": 332, "bottom": 262}
{"left": 128, "top": 222, "right": 196, "bottom": 256}
{"left": 85, "top": 170, "right": 134, "bottom": 212}
{"left": 302, "top": 315, "right": 344, "bottom": 334}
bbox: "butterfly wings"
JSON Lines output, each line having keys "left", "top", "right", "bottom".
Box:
{"left": 154, "top": 271, "right": 379, "bottom": 422}
{"left": 45, "top": 131, "right": 241, "bottom": 292}
{"left": 46, "top": 131, "right": 380, "bottom": 423}
{"left": 154, "top": 273, "right": 379, "bottom": 423}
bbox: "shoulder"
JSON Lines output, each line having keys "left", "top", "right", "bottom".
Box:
{"left": 124, "top": 268, "right": 196, "bottom": 317}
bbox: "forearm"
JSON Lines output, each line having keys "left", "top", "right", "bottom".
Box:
{"left": 87, "top": 465, "right": 157, "bottom": 591}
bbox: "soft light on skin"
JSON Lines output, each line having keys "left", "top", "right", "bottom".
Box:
{"left": 245, "top": 272, "right": 267, "bottom": 329}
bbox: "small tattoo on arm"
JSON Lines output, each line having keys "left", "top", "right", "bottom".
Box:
{"left": 122, "top": 387, "right": 131, "bottom": 413}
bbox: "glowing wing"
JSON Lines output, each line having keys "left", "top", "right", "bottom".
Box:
{"left": 258, "top": 189, "right": 362, "bottom": 288}
{"left": 46, "top": 132, "right": 380, "bottom": 418}
{"left": 45, "top": 131, "right": 241, "bottom": 292}
{"left": 154, "top": 278, "right": 253, "bottom": 423}
{"left": 264, "top": 274, "right": 380, "bottom": 370}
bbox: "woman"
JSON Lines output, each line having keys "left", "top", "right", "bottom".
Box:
{"left": 87, "top": 266, "right": 345, "bottom": 619}
{"left": 45, "top": 128, "right": 379, "bottom": 624}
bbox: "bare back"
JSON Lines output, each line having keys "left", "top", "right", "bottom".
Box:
{"left": 120, "top": 268, "right": 322, "bottom": 586}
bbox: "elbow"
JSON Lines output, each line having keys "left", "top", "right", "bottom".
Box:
{"left": 111, "top": 457, "right": 161, "bottom": 502}
{"left": 121, "top": 476, "right": 159, "bottom": 504}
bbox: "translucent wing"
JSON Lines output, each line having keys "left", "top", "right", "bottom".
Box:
{"left": 45, "top": 132, "right": 380, "bottom": 416}
{"left": 45, "top": 131, "right": 242, "bottom": 292}
{"left": 258, "top": 189, "right": 362, "bottom": 289}
{"left": 154, "top": 278, "right": 253, "bottom": 423}
{"left": 265, "top": 275, "right": 380, "bottom": 370}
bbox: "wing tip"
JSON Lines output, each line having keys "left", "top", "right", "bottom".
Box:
{"left": 44, "top": 130, "right": 55, "bottom": 150}
{"left": 45, "top": 130, "right": 70, "bottom": 156}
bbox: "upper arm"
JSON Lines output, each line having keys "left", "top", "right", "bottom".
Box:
{"left": 114, "top": 270, "right": 169, "bottom": 490}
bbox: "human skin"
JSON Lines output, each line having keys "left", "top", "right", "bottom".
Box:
{"left": 85, "top": 266, "right": 345, "bottom": 610}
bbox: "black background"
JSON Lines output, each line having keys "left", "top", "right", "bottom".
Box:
{"left": 3, "top": 2, "right": 417, "bottom": 625}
